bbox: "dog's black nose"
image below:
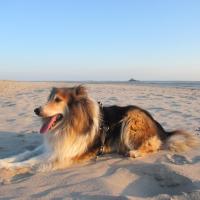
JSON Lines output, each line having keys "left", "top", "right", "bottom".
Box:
{"left": 34, "top": 107, "right": 41, "bottom": 116}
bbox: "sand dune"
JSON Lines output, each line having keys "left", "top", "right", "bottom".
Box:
{"left": 0, "top": 81, "right": 200, "bottom": 199}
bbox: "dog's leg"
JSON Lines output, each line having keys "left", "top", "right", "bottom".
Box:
{"left": 0, "top": 153, "right": 47, "bottom": 183}
{"left": 0, "top": 145, "right": 44, "bottom": 164}
{"left": 37, "top": 157, "right": 75, "bottom": 172}
{"left": 0, "top": 145, "right": 44, "bottom": 171}
{"left": 0, "top": 152, "right": 46, "bottom": 170}
{"left": 127, "top": 136, "right": 162, "bottom": 158}
{"left": 121, "top": 110, "right": 162, "bottom": 158}
{"left": 37, "top": 151, "right": 98, "bottom": 172}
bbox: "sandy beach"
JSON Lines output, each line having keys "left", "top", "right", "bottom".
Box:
{"left": 0, "top": 80, "right": 200, "bottom": 200}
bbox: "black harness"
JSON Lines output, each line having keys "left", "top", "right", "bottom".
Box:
{"left": 96, "top": 102, "right": 121, "bottom": 157}
{"left": 96, "top": 102, "right": 109, "bottom": 156}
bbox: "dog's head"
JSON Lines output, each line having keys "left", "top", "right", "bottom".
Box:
{"left": 34, "top": 85, "right": 89, "bottom": 134}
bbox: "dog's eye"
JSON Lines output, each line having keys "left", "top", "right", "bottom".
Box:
{"left": 55, "top": 97, "right": 62, "bottom": 103}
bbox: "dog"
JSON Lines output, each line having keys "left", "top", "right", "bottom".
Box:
{"left": 0, "top": 85, "right": 198, "bottom": 173}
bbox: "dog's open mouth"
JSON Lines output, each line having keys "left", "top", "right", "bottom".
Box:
{"left": 40, "top": 114, "right": 63, "bottom": 134}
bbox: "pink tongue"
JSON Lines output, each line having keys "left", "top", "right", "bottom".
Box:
{"left": 40, "top": 115, "right": 58, "bottom": 134}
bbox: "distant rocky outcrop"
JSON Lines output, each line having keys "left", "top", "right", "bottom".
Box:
{"left": 128, "top": 78, "right": 137, "bottom": 82}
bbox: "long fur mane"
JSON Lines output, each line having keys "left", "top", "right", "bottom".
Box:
{"left": 44, "top": 86, "right": 100, "bottom": 162}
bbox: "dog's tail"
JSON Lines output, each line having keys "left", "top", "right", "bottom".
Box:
{"left": 164, "top": 130, "right": 200, "bottom": 152}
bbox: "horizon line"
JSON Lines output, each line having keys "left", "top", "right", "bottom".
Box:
{"left": 1, "top": 79, "right": 200, "bottom": 82}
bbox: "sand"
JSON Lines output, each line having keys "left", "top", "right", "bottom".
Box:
{"left": 0, "top": 80, "right": 200, "bottom": 200}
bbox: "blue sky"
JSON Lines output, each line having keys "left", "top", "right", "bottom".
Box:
{"left": 0, "top": 0, "right": 200, "bottom": 81}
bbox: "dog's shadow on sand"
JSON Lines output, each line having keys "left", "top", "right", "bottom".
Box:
{"left": 0, "top": 131, "right": 42, "bottom": 159}
{"left": 0, "top": 131, "right": 42, "bottom": 184}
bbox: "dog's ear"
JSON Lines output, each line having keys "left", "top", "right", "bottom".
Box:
{"left": 51, "top": 87, "right": 57, "bottom": 92}
{"left": 48, "top": 87, "right": 57, "bottom": 100}
{"left": 75, "top": 85, "right": 87, "bottom": 97}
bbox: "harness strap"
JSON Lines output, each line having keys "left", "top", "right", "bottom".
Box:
{"left": 96, "top": 102, "right": 121, "bottom": 157}
{"left": 97, "top": 126, "right": 109, "bottom": 156}
{"left": 96, "top": 102, "right": 109, "bottom": 156}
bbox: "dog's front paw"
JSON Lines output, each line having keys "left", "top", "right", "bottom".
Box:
{"left": 0, "top": 160, "right": 12, "bottom": 169}
{"left": 128, "top": 150, "right": 141, "bottom": 158}
{"left": 37, "top": 163, "right": 54, "bottom": 173}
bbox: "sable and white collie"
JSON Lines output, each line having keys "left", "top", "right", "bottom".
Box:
{"left": 0, "top": 85, "right": 198, "bottom": 173}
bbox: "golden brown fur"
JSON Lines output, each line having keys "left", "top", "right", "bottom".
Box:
{"left": 35, "top": 85, "right": 199, "bottom": 170}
